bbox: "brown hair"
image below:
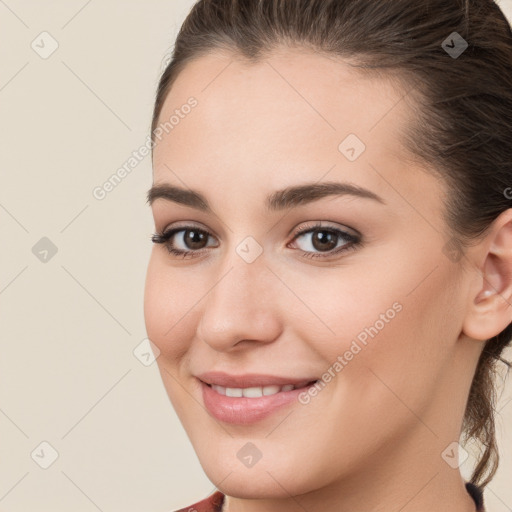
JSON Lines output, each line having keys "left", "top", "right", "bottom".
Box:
{"left": 151, "top": 0, "right": 512, "bottom": 488}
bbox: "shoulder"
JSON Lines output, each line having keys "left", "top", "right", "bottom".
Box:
{"left": 173, "top": 490, "right": 225, "bottom": 512}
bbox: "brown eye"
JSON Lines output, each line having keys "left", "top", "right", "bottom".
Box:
{"left": 309, "top": 230, "right": 339, "bottom": 252}
{"left": 181, "top": 229, "right": 209, "bottom": 250}
{"left": 290, "top": 223, "right": 361, "bottom": 260}
{"left": 151, "top": 226, "right": 218, "bottom": 258}
{"left": 151, "top": 222, "right": 362, "bottom": 260}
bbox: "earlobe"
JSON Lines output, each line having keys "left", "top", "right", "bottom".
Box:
{"left": 462, "top": 209, "right": 512, "bottom": 341}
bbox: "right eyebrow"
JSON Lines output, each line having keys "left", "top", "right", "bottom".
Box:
{"left": 146, "top": 180, "right": 386, "bottom": 213}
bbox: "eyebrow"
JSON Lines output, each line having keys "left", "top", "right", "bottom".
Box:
{"left": 146, "top": 181, "right": 385, "bottom": 213}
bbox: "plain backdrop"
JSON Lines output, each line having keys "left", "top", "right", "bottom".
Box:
{"left": 0, "top": 1, "right": 511, "bottom": 511}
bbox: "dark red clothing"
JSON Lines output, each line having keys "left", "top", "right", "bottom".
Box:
{"left": 174, "top": 481, "right": 484, "bottom": 511}
{"left": 174, "top": 490, "right": 224, "bottom": 511}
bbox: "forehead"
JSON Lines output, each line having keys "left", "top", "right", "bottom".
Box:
{"left": 152, "top": 48, "right": 438, "bottom": 209}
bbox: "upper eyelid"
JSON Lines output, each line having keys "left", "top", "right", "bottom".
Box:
{"left": 159, "top": 223, "right": 359, "bottom": 247}
{"left": 159, "top": 222, "right": 356, "bottom": 238}
{"left": 292, "top": 222, "right": 359, "bottom": 237}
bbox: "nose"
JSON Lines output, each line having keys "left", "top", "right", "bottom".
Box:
{"left": 196, "top": 252, "right": 282, "bottom": 352}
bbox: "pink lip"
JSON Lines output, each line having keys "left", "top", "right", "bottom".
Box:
{"left": 197, "top": 371, "right": 317, "bottom": 388}
{"left": 197, "top": 372, "right": 318, "bottom": 425}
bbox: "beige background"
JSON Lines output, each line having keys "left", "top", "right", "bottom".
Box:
{"left": 0, "top": 1, "right": 511, "bottom": 511}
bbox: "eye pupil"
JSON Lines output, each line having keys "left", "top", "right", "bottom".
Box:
{"left": 312, "top": 230, "right": 337, "bottom": 251}
{"left": 185, "top": 229, "right": 207, "bottom": 249}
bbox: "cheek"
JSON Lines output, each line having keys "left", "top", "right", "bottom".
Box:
{"left": 143, "top": 257, "right": 203, "bottom": 417}
{"left": 338, "top": 267, "right": 457, "bottom": 423}
{"left": 301, "top": 245, "right": 458, "bottom": 415}
{"left": 143, "top": 254, "right": 200, "bottom": 360}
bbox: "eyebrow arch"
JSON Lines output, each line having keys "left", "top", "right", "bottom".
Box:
{"left": 146, "top": 181, "right": 386, "bottom": 213}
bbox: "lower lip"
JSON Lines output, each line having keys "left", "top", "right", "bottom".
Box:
{"left": 200, "top": 379, "right": 317, "bottom": 425}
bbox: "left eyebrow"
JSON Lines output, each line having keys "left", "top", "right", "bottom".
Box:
{"left": 146, "top": 181, "right": 386, "bottom": 212}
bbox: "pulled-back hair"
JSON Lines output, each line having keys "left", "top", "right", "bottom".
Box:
{"left": 151, "top": 0, "right": 512, "bottom": 488}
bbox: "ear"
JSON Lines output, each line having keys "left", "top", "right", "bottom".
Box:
{"left": 462, "top": 208, "right": 512, "bottom": 341}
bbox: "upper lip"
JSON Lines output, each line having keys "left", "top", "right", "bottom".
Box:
{"left": 197, "top": 371, "right": 318, "bottom": 388}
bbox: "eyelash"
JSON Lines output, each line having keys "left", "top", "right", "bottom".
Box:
{"left": 151, "top": 222, "right": 362, "bottom": 260}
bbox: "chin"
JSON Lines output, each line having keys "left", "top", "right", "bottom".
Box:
{"left": 211, "top": 472, "right": 310, "bottom": 500}
{"left": 196, "top": 446, "right": 329, "bottom": 500}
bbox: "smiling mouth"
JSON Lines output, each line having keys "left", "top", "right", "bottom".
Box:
{"left": 204, "top": 379, "right": 319, "bottom": 398}
{"left": 200, "top": 376, "right": 321, "bottom": 424}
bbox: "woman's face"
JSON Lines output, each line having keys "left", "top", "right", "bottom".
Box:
{"left": 144, "top": 49, "right": 479, "bottom": 499}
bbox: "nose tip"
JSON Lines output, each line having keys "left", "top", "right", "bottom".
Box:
{"left": 196, "top": 263, "right": 282, "bottom": 352}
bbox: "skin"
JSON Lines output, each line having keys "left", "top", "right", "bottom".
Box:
{"left": 144, "top": 48, "right": 512, "bottom": 512}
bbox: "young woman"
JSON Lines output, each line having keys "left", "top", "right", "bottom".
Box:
{"left": 144, "top": 1, "right": 512, "bottom": 510}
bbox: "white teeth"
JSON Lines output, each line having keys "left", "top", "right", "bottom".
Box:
{"left": 262, "top": 385, "right": 281, "bottom": 396}
{"left": 243, "top": 387, "right": 263, "bottom": 398}
{"left": 210, "top": 383, "right": 304, "bottom": 397}
{"left": 212, "top": 384, "right": 226, "bottom": 395}
{"left": 225, "top": 387, "right": 243, "bottom": 397}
